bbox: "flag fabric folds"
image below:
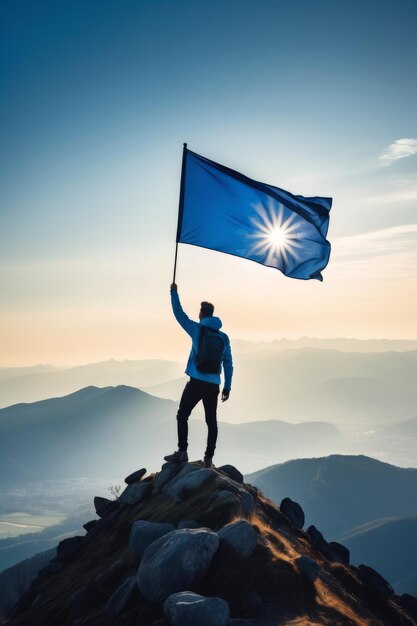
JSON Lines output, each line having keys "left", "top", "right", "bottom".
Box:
{"left": 176, "top": 148, "right": 332, "bottom": 281}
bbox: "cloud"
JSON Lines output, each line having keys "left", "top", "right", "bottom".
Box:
{"left": 332, "top": 223, "right": 417, "bottom": 266}
{"left": 328, "top": 224, "right": 417, "bottom": 284}
{"left": 363, "top": 187, "right": 417, "bottom": 205}
{"left": 378, "top": 138, "right": 417, "bottom": 166}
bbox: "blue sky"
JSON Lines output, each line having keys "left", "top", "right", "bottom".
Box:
{"left": 1, "top": 0, "right": 416, "bottom": 364}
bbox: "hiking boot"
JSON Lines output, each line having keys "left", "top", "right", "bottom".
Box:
{"left": 203, "top": 455, "right": 213, "bottom": 468}
{"left": 164, "top": 450, "right": 188, "bottom": 463}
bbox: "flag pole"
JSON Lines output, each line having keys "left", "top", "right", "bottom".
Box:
{"left": 173, "top": 142, "right": 187, "bottom": 284}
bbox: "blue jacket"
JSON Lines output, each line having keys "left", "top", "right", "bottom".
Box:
{"left": 171, "top": 290, "right": 233, "bottom": 390}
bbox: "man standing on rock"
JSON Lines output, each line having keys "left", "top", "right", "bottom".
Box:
{"left": 164, "top": 283, "right": 233, "bottom": 468}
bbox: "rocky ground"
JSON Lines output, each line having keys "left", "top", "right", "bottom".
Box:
{"left": 6, "top": 460, "right": 417, "bottom": 625}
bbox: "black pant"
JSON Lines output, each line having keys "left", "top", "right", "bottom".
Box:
{"left": 177, "top": 377, "right": 220, "bottom": 457}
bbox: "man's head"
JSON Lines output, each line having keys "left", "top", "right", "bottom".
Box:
{"left": 199, "top": 301, "right": 214, "bottom": 320}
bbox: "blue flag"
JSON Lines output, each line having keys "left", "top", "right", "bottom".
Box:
{"left": 176, "top": 147, "right": 332, "bottom": 281}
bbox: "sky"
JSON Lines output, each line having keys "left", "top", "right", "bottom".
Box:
{"left": 1, "top": 0, "right": 417, "bottom": 366}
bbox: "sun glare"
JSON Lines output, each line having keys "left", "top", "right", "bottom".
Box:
{"left": 248, "top": 200, "right": 302, "bottom": 267}
{"left": 269, "top": 226, "right": 287, "bottom": 249}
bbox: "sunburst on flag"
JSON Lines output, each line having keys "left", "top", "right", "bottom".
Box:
{"left": 248, "top": 198, "right": 304, "bottom": 267}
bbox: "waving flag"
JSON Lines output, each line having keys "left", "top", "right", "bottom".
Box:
{"left": 176, "top": 146, "right": 332, "bottom": 281}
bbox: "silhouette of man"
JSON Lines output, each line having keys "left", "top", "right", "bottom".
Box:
{"left": 164, "top": 283, "right": 233, "bottom": 468}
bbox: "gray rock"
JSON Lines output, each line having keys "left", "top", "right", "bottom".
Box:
{"left": 94, "top": 496, "right": 119, "bottom": 518}
{"left": 129, "top": 520, "right": 175, "bottom": 558}
{"left": 162, "top": 462, "right": 202, "bottom": 494}
{"left": 167, "top": 468, "right": 215, "bottom": 502}
{"left": 215, "top": 488, "right": 254, "bottom": 517}
{"left": 83, "top": 519, "right": 98, "bottom": 532}
{"left": 358, "top": 564, "right": 394, "bottom": 598}
{"left": 307, "top": 525, "right": 325, "bottom": 548}
{"left": 280, "top": 497, "right": 305, "bottom": 529}
{"left": 178, "top": 519, "right": 200, "bottom": 529}
{"left": 119, "top": 481, "right": 152, "bottom": 505}
{"left": 396, "top": 594, "right": 417, "bottom": 621}
{"left": 306, "top": 526, "right": 349, "bottom": 565}
{"left": 153, "top": 462, "right": 185, "bottom": 493}
{"left": 218, "top": 465, "right": 244, "bottom": 484}
{"left": 216, "top": 489, "right": 241, "bottom": 511}
{"left": 57, "top": 536, "right": 84, "bottom": 557}
{"left": 106, "top": 575, "right": 138, "bottom": 614}
{"left": 239, "top": 489, "right": 254, "bottom": 517}
{"left": 125, "top": 468, "right": 147, "bottom": 484}
{"left": 163, "top": 591, "right": 230, "bottom": 626}
{"left": 323, "top": 541, "right": 350, "bottom": 566}
{"left": 219, "top": 520, "right": 258, "bottom": 558}
{"left": 137, "top": 528, "right": 220, "bottom": 604}
{"left": 296, "top": 556, "right": 320, "bottom": 582}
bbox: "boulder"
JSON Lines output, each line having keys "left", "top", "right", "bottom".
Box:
{"left": 396, "top": 594, "right": 417, "bottom": 621}
{"left": 323, "top": 541, "right": 350, "bottom": 566}
{"left": 358, "top": 564, "right": 394, "bottom": 598}
{"left": 219, "top": 520, "right": 258, "bottom": 558}
{"left": 106, "top": 575, "right": 138, "bottom": 614}
{"left": 167, "top": 468, "right": 215, "bottom": 502}
{"left": 296, "top": 556, "right": 320, "bottom": 582}
{"left": 239, "top": 490, "right": 255, "bottom": 516}
{"left": 137, "top": 528, "right": 220, "bottom": 604}
{"left": 94, "top": 496, "right": 119, "bottom": 518}
{"left": 125, "top": 468, "right": 147, "bottom": 484}
{"left": 119, "top": 481, "right": 152, "bottom": 505}
{"left": 129, "top": 520, "right": 175, "bottom": 558}
{"left": 162, "top": 462, "right": 201, "bottom": 493}
{"left": 218, "top": 465, "right": 244, "bottom": 484}
{"left": 307, "top": 525, "right": 324, "bottom": 547}
{"left": 57, "top": 535, "right": 84, "bottom": 556}
{"left": 163, "top": 591, "right": 230, "bottom": 626}
{"left": 306, "top": 526, "right": 349, "bottom": 565}
{"left": 178, "top": 519, "right": 200, "bottom": 529}
{"left": 83, "top": 519, "right": 98, "bottom": 532}
{"left": 153, "top": 462, "right": 185, "bottom": 493}
{"left": 280, "top": 497, "right": 305, "bottom": 529}
{"left": 216, "top": 489, "right": 254, "bottom": 517}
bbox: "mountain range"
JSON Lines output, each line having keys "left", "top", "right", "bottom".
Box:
{"left": 0, "top": 385, "right": 350, "bottom": 485}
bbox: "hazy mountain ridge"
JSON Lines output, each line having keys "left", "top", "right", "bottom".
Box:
{"left": 246, "top": 455, "right": 417, "bottom": 538}
{"left": 2, "top": 340, "right": 416, "bottom": 411}
{"left": 233, "top": 337, "right": 417, "bottom": 353}
{"left": 0, "top": 386, "right": 176, "bottom": 485}
{"left": 0, "top": 386, "right": 351, "bottom": 487}
{"left": 340, "top": 517, "right": 417, "bottom": 596}
{"left": 0, "top": 547, "right": 57, "bottom": 618}
{"left": 0, "top": 359, "right": 184, "bottom": 408}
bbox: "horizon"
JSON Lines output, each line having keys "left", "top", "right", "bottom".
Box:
{"left": 2, "top": 334, "right": 417, "bottom": 368}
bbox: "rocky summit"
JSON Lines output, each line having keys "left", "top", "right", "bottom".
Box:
{"left": 7, "top": 460, "right": 417, "bottom": 625}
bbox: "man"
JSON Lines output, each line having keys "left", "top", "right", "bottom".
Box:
{"left": 164, "top": 283, "right": 233, "bottom": 468}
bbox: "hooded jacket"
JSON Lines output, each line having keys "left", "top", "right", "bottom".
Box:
{"left": 171, "top": 290, "right": 233, "bottom": 390}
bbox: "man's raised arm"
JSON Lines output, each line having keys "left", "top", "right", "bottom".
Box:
{"left": 170, "top": 283, "right": 196, "bottom": 337}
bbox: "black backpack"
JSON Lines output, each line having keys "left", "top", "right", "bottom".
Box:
{"left": 195, "top": 326, "right": 225, "bottom": 374}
